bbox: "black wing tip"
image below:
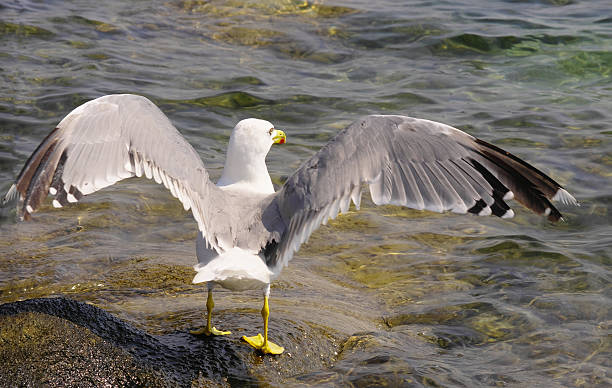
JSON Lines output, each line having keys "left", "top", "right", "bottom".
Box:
{"left": 15, "top": 127, "right": 62, "bottom": 183}
{"left": 469, "top": 139, "right": 579, "bottom": 222}
{"left": 13, "top": 128, "right": 66, "bottom": 220}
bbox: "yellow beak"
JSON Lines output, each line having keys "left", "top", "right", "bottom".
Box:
{"left": 272, "top": 129, "right": 286, "bottom": 145}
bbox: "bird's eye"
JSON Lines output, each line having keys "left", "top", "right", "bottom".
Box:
{"left": 269, "top": 128, "right": 274, "bottom": 135}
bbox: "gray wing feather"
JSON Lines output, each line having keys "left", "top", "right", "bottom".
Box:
{"left": 263, "top": 115, "right": 577, "bottom": 272}
{"left": 6, "top": 94, "right": 229, "bottom": 252}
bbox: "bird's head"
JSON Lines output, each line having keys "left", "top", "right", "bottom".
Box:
{"left": 231, "top": 118, "right": 286, "bottom": 156}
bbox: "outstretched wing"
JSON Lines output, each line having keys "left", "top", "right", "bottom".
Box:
{"left": 263, "top": 115, "right": 577, "bottom": 272}
{"left": 4, "top": 94, "right": 230, "bottom": 251}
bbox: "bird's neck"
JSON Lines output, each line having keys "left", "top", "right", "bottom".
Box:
{"left": 217, "top": 147, "right": 274, "bottom": 194}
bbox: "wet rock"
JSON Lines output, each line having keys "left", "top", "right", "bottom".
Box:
{"left": 0, "top": 311, "right": 166, "bottom": 387}
{"left": 0, "top": 297, "right": 341, "bottom": 387}
{"left": 0, "top": 297, "right": 247, "bottom": 387}
{"left": 0, "top": 312, "right": 165, "bottom": 387}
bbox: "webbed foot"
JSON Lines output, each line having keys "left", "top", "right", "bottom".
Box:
{"left": 190, "top": 326, "right": 231, "bottom": 336}
{"left": 242, "top": 333, "right": 284, "bottom": 355}
{"left": 191, "top": 288, "right": 231, "bottom": 336}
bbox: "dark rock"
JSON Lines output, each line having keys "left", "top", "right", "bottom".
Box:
{"left": 0, "top": 297, "right": 248, "bottom": 387}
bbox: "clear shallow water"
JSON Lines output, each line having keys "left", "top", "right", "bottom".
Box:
{"left": 0, "top": 0, "right": 610, "bottom": 386}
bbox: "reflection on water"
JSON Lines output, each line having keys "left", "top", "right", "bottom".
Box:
{"left": 1, "top": 0, "right": 610, "bottom": 386}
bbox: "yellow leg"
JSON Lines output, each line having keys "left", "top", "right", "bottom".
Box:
{"left": 190, "top": 289, "right": 231, "bottom": 336}
{"left": 242, "top": 295, "right": 284, "bottom": 355}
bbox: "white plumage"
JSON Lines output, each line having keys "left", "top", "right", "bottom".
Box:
{"left": 3, "top": 94, "right": 578, "bottom": 354}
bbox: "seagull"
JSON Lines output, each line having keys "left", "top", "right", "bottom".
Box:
{"left": 3, "top": 94, "right": 578, "bottom": 354}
